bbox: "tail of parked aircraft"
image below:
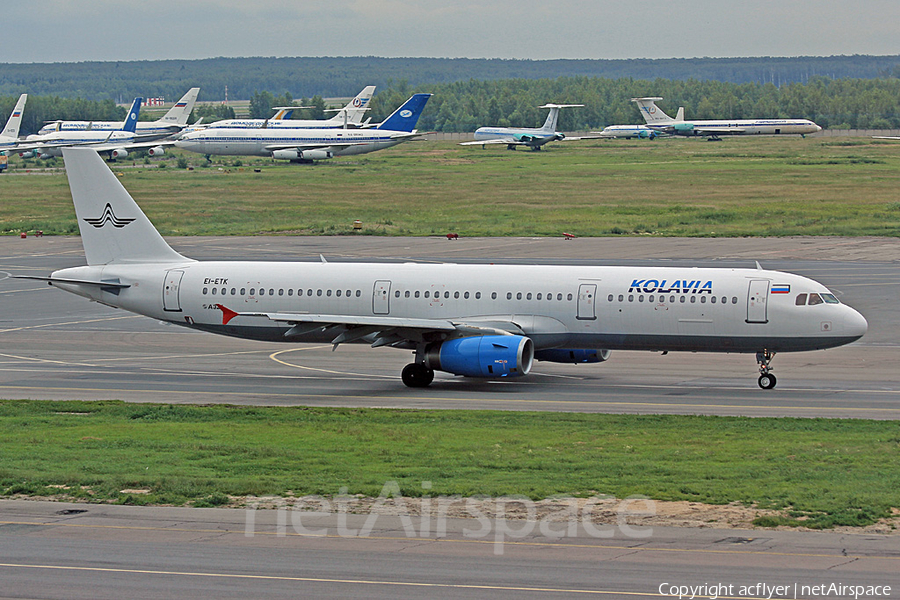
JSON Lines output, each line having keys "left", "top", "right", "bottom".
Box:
{"left": 159, "top": 87, "right": 200, "bottom": 126}
{"left": 62, "top": 148, "right": 187, "bottom": 266}
{"left": 538, "top": 104, "right": 584, "bottom": 132}
{"left": 632, "top": 97, "right": 674, "bottom": 124}
{"left": 1, "top": 93, "right": 27, "bottom": 139}
{"left": 376, "top": 93, "right": 433, "bottom": 132}
{"left": 122, "top": 98, "right": 142, "bottom": 133}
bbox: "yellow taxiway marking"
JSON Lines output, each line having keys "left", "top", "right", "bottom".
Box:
{"left": 1, "top": 560, "right": 727, "bottom": 597}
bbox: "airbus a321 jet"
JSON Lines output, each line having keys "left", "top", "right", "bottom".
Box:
{"left": 633, "top": 97, "right": 822, "bottom": 140}
{"left": 460, "top": 104, "right": 594, "bottom": 150}
{"left": 21, "top": 148, "right": 867, "bottom": 390}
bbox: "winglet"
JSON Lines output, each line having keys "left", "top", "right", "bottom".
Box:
{"left": 217, "top": 304, "right": 239, "bottom": 325}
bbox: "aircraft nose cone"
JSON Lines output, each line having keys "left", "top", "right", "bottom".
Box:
{"left": 844, "top": 306, "right": 868, "bottom": 340}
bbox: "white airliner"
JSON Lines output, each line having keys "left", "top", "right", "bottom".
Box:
{"left": 633, "top": 97, "right": 822, "bottom": 140}
{"left": 461, "top": 104, "right": 594, "bottom": 150}
{"left": 205, "top": 86, "right": 376, "bottom": 130}
{"left": 593, "top": 124, "right": 659, "bottom": 139}
{"left": 25, "top": 148, "right": 867, "bottom": 390}
{"left": 175, "top": 93, "right": 432, "bottom": 162}
{"left": 38, "top": 88, "right": 200, "bottom": 141}
{"left": 0, "top": 93, "right": 27, "bottom": 151}
{"left": 14, "top": 98, "right": 177, "bottom": 160}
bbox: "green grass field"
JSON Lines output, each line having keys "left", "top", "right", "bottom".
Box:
{"left": 2, "top": 137, "right": 900, "bottom": 237}
{"left": 1, "top": 401, "right": 897, "bottom": 529}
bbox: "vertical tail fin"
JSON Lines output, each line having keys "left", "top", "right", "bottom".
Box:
{"left": 537, "top": 104, "right": 584, "bottom": 132}
{"left": 631, "top": 97, "right": 673, "bottom": 124}
{"left": 377, "top": 93, "right": 432, "bottom": 132}
{"left": 342, "top": 85, "right": 376, "bottom": 125}
{"left": 675, "top": 106, "right": 685, "bottom": 122}
{"left": 122, "top": 98, "right": 142, "bottom": 133}
{"left": 63, "top": 148, "right": 188, "bottom": 266}
{"left": 1, "top": 93, "right": 27, "bottom": 139}
{"left": 159, "top": 87, "right": 200, "bottom": 126}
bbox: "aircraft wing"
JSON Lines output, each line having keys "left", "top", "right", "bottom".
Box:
{"left": 90, "top": 139, "right": 178, "bottom": 152}
{"left": 217, "top": 305, "right": 522, "bottom": 348}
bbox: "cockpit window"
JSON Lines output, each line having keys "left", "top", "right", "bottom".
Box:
{"left": 795, "top": 293, "right": 807, "bottom": 306}
{"left": 821, "top": 293, "right": 839, "bottom": 304}
{"left": 808, "top": 293, "right": 823, "bottom": 306}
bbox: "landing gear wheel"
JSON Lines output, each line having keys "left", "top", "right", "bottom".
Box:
{"left": 402, "top": 363, "right": 434, "bottom": 388}
{"left": 758, "top": 373, "right": 777, "bottom": 390}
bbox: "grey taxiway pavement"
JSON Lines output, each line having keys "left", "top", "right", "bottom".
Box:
{"left": 1, "top": 235, "right": 898, "bottom": 418}
{"left": 1, "top": 500, "right": 897, "bottom": 599}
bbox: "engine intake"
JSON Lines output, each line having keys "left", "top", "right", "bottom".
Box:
{"left": 425, "top": 335, "right": 533, "bottom": 378}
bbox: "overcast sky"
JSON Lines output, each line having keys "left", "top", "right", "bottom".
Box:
{"left": 4, "top": 0, "right": 898, "bottom": 63}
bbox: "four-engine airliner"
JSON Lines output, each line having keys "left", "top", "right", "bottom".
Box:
{"left": 13, "top": 98, "right": 177, "bottom": 160}
{"left": 0, "top": 93, "right": 28, "bottom": 151}
{"left": 24, "top": 148, "right": 867, "bottom": 391}
{"left": 632, "top": 97, "right": 822, "bottom": 140}
{"left": 37, "top": 88, "right": 200, "bottom": 141}
{"left": 205, "top": 86, "right": 375, "bottom": 130}
{"left": 175, "top": 93, "right": 431, "bottom": 162}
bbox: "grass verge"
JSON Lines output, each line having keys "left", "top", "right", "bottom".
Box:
{"left": 2, "top": 137, "right": 900, "bottom": 237}
{"left": 0, "top": 400, "right": 897, "bottom": 529}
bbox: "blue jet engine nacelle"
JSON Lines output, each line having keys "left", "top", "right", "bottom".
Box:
{"left": 425, "top": 335, "right": 534, "bottom": 378}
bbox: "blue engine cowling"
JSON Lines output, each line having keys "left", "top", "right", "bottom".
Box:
{"left": 533, "top": 349, "right": 611, "bottom": 364}
{"left": 425, "top": 335, "right": 534, "bottom": 378}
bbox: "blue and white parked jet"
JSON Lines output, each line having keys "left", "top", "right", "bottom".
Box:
{"left": 22, "top": 148, "right": 868, "bottom": 390}
{"left": 461, "top": 104, "right": 592, "bottom": 150}
{"left": 14, "top": 98, "right": 177, "bottom": 160}
{"left": 633, "top": 97, "right": 822, "bottom": 140}
{"left": 38, "top": 88, "right": 200, "bottom": 141}
{"left": 593, "top": 124, "right": 660, "bottom": 139}
{"left": 0, "top": 94, "right": 28, "bottom": 152}
{"left": 205, "top": 86, "right": 376, "bottom": 130}
{"left": 175, "top": 93, "right": 431, "bottom": 162}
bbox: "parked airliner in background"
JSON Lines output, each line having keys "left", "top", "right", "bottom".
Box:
{"left": 0, "top": 93, "right": 27, "bottom": 151}
{"left": 175, "top": 93, "right": 431, "bottom": 162}
{"left": 593, "top": 124, "right": 659, "bottom": 139}
{"left": 461, "top": 104, "right": 593, "bottom": 150}
{"left": 633, "top": 97, "right": 822, "bottom": 140}
{"left": 38, "top": 88, "right": 200, "bottom": 141}
{"left": 205, "top": 86, "right": 376, "bottom": 130}
{"left": 24, "top": 148, "right": 867, "bottom": 390}
{"left": 14, "top": 99, "right": 176, "bottom": 160}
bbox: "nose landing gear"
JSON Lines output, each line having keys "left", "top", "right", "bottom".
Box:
{"left": 756, "top": 350, "right": 777, "bottom": 389}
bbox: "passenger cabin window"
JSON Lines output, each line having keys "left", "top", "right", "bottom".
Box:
{"left": 795, "top": 293, "right": 808, "bottom": 306}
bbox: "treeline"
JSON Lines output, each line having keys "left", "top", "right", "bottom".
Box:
{"left": 5, "top": 76, "right": 900, "bottom": 135}
{"left": 2, "top": 55, "right": 900, "bottom": 101}
{"left": 368, "top": 76, "right": 900, "bottom": 131}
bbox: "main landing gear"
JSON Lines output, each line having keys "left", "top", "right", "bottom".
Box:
{"left": 756, "top": 350, "right": 777, "bottom": 389}
{"left": 402, "top": 363, "right": 434, "bottom": 388}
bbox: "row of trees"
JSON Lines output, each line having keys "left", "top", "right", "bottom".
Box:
{"left": 4, "top": 75, "right": 900, "bottom": 135}
{"left": 3, "top": 55, "right": 900, "bottom": 101}
{"left": 366, "top": 76, "right": 900, "bottom": 131}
